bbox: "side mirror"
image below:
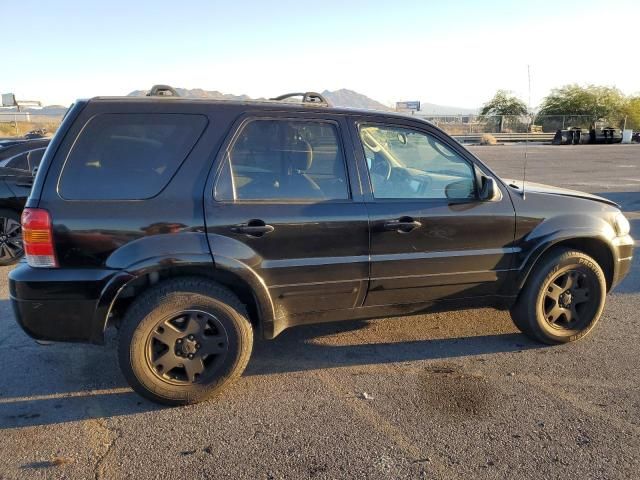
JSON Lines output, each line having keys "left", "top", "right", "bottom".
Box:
{"left": 479, "top": 176, "right": 501, "bottom": 201}
{"left": 445, "top": 179, "right": 475, "bottom": 201}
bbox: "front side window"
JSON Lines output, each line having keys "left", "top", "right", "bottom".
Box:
{"left": 59, "top": 113, "right": 207, "bottom": 200}
{"left": 359, "top": 125, "right": 476, "bottom": 200}
{"left": 215, "top": 119, "right": 349, "bottom": 201}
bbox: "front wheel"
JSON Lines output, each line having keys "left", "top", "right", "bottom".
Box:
{"left": 510, "top": 248, "right": 607, "bottom": 344}
{"left": 118, "top": 277, "right": 253, "bottom": 405}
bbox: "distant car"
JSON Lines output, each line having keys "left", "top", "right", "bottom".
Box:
{"left": 24, "top": 128, "right": 48, "bottom": 139}
{"left": 0, "top": 148, "right": 46, "bottom": 265}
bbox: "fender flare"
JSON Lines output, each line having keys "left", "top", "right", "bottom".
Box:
{"left": 91, "top": 253, "right": 277, "bottom": 343}
{"left": 513, "top": 229, "right": 616, "bottom": 293}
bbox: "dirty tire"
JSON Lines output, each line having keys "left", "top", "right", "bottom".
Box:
{"left": 510, "top": 248, "right": 606, "bottom": 345}
{"left": 118, "top": 277, "right": 253, "bottom": 405}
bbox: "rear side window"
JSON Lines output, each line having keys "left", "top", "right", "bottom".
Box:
{"left": 3, "top": 152, "right": 29, "bottom": 170}
{"left": 215, "top": 119, "right": 349, "bottom": 201}
{"left": 59, "top": 113, "right": 207, "bottom": 200}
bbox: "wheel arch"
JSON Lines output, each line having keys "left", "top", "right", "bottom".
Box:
{"left": 516, "top": 235, "right": 615, "bottom": 293}
{"left": 93, "top": 255, "right": 277, "bottom": 343}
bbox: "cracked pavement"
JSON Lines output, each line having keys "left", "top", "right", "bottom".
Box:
{"left": 0, "top": 144, "right": 638, "bottom": 479}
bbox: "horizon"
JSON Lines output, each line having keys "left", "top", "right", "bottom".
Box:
{"left": 2, "top": 0, "right": 638, "bottom": 108}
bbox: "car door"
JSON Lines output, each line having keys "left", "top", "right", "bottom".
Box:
{"left": 350, "top": 118, "right": 517, "bottom": 307}
{"left": 205, "top": 113, "right": 369, "bottom": 317}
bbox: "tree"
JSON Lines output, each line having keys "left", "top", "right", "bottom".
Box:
{"left": 622, "top": 96, "right": 640, "bottom": 130}
{"left": 480, "top": 90, "right": 528, "bottom": 116}
{"left": 537, "top": 84, "right": 627, "bottom": 122}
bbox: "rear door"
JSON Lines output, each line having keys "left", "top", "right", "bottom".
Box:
{"left": 350, "top": 117, "right": 517, "bottom": 306}
{"left": 204, "top": 112, "right": 369, "bottom": 317}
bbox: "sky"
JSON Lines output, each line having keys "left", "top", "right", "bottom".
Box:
{"left": 2, "top": 0, "right": 638, "bottom": 110}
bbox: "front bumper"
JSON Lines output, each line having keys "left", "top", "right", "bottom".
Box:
{"left": 9, "top": 263, "right": 119, "bottom": 344}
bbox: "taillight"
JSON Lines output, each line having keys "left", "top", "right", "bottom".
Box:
{"left": 21, "top": 208, "right": 58, "bottom": 268}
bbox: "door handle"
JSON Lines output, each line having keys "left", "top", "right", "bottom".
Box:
{"left": 383, "top": 217, "right": 422, "bottom": 233}
{"left": 231, "top": 220, "right": 275, "bottom": 237}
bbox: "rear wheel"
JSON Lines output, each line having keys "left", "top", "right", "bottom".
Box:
{"left": 118, "top": 277, "right": 253, "bottom": 405}
{"left": 510, "top": 248, "right": 606, "bottom": 344}
{"left": 0, "top": 209, "right": 23, "bottom": 266}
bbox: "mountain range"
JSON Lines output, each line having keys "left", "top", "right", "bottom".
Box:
{"left": 127, "top": 87, "right": 477, "bottom": 115}
{"left": 4, "top": 88, "right": 477, "bottom": 115}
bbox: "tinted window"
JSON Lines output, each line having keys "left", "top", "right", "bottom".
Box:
{"left": 59, "top": 113, "right": 207, "bottom": 200}
{"left": 359, "top": 125, "right": 476, "bottom": 200}
{"left": 216, "top": 119, "right": 349, "bottom": 201}
{"left": 1, "top": 152, "right": 29, "bottom": 170}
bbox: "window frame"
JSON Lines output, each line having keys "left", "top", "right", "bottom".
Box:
{"left": 353, "top": 119, "right": 486, "bottom": 204}
{"left": 56, "top": 112, "right": 208, "bottom": 202}
{"left": 213, "top": 115, "right": 354, "bottom": 204}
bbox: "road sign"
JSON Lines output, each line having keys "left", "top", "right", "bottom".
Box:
{"left": 396, "top": 101, "right": 420, "bottom": 111}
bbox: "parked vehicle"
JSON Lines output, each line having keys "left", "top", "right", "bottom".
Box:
{"left": 24, "top": 128, "right": 48, "bottom": 139}
{"left": 0, "top": 147, "right": 46, "bottom": 172}
{"left": 0, "top": 148, "right": 45, "bottom": 265}
{"left": 0, "top": 138, "right": 50, "bottom": 162}
{"left": 9, "top": 89, "right": 634, "bottom": 405}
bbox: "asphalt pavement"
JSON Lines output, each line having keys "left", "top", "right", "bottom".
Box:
{"left": 0, "top": 144, "right": 638, "bottom": 479}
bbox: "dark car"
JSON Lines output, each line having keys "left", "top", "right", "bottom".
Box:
{"left": 0, "top": 138, "right": 50, "bottom": 162}
{"left": 9, "top": 90, "right": 634, "bottom": 405}
{"left": 0, "top": 148, "right": 45, "bottom": 265}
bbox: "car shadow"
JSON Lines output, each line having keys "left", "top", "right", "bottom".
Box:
{"left": 0, "top": 303, "right": 544, "bottom": 430}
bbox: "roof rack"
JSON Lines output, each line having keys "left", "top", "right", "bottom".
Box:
{"left": 270, "top": 92, "right": 330, "bottom": 107}
{"left": 147, "top": 85, "right": 180, "bottom": 97}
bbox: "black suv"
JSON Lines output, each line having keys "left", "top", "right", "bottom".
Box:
{"left": 9, "top": 91, "right": 634, "bottom": 405}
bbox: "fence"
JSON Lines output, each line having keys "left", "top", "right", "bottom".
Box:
{"left": 414, "top": 114, "right": 629, "bottom": 136}
{"left": 0, "top": 110, "right": 633, "bottom": 140}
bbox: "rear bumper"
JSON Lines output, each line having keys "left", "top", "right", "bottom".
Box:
{"left": 9, "top": 263, "right": 121, "bottom": 344}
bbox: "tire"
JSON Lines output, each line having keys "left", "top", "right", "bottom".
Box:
{"left": 510, "top": 248, "right": 606, "bottom": 345}
{"left": 0, "top": 209, "right": 23, "bottom": 266}
{"left": 118, "top": 277, "right": 253, "bottom": 405}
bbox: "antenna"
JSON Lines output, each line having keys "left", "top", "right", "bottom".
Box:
{"left": 522, "top": 64, "right": 532, "bottom": 199}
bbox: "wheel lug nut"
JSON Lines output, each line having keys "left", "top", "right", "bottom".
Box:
{"left": 196, "top": 344, "right": 201, "bottom": 349}
{"left": 188, "top": 335, "right": 194, "bottom": 340}
{"left": 188, "top": 354, "right": 194, "bottom": 359}
{"left": 177, "top": 339, "right": 182, "bottom": 344}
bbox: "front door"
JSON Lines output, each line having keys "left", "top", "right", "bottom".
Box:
{"left": 205, "top": 114, "right": 369, "bottom": 317}
{"left": 351, "top": 119, "right": 517, "bottom": 307}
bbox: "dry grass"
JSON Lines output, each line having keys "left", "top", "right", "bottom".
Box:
{"left": 0, "top": 121, "right": 59, "bottom": 138}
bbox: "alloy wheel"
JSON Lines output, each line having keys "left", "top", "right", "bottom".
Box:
{"left": 542, "top": 268, "right": 599, "bottom": 330}
{"left": 0, "top": 216, "right": 23, "bottom": 262}
{"left": 145, "top": 310, "right": 229, "bottom": 385}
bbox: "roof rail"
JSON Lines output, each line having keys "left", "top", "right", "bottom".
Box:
{"left": 270, "top": 92, "right": 330, "bottom": 106}
{"left": 147, "top": 85, "right": 180, "bottom": 97}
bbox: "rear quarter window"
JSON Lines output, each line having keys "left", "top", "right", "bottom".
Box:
{"left": 58, "top": 113, "right": 207, "bottom": 200}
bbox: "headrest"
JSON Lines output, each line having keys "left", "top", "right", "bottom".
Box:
{"left": 288, "top": 139, "right": 313, "bottom": 172}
